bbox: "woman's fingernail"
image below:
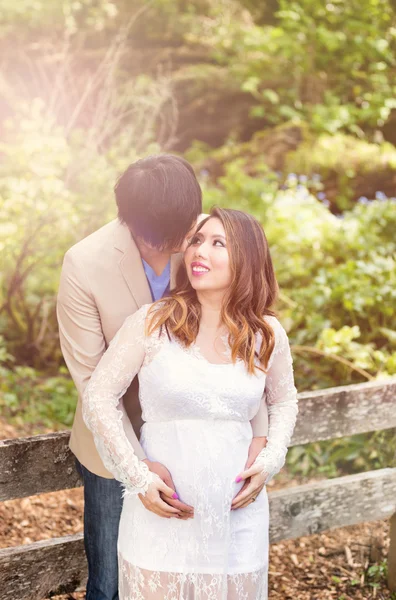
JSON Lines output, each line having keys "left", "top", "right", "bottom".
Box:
{"left": 235, "top": 476, "right": 242, "bottom": 483}
{"left": 172, "top": 493, "right": 179, "bottom": 499}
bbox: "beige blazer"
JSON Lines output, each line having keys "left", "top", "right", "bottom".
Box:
{"left": 57, "top": 218, "right": 268, "bottom": 478}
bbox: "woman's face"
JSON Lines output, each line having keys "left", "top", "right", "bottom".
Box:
{"left": 184, "top": 217, "right": 232, "bottom": 293}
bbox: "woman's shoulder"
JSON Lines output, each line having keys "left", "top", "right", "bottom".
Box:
{"left": 126, "top": 301, "right": 171, "bottom": 342}
{"left": 123, "top": 303, "right": 151, "bottom": 325}
{"left": 118, "top": 303, "right": 167, "bottom": 352}
{"left": 263, "top": 313, "right": 279, "bottom": 326}
{"left": 124, "top": 301, "right": 166, "bottom": 322}
{"left": 262, "top": 314, "right": 287, "bottom": 338}
{"left": 255, "top": 314, "right": 289, "bottom": 358}
{"left": 120, "top": 303, "right": 158, "bottom": 338}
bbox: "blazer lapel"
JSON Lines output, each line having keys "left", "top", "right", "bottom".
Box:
{"left": 114, "top": 220, "right": 152, "bottom": 308}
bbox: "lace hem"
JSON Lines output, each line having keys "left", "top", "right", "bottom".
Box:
{"left": 119, "top": 554, "right": 268, "bottom": 600}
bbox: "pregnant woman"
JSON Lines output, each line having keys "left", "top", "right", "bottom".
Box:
{"left": 82, "top": 207, "right": 298, "bottom": 599}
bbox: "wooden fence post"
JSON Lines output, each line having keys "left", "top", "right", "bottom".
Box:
{"left": 388, "top": 512, "right": 396, "bottom": 591}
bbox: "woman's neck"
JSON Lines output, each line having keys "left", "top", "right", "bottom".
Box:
{"left": 197, "top": 291, "right": 224, "bottom": 331}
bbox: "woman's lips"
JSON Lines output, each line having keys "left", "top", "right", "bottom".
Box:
{"left": 191, "top": 261, "right": 210, "bottom": 276}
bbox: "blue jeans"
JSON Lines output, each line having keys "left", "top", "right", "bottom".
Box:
{"left": 75, "top": 458, "right": 124, "bottom": 600}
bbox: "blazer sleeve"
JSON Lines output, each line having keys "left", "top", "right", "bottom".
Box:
{"left": 56, "top": 249, "right": 147, "bottom": 461}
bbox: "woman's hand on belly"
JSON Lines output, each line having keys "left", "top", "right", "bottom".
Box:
{"left": 140, "top": 459, "right": 195, "bottom": 520}
{"left": 231, "top": 465, "right": 269, "bottom": 510}
{"left": 231, "top": 436, "right": 268, "bottom": 510}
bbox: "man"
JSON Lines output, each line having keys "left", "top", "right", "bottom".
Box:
{"left": 57, "top": 154, "right": 268, "bottom": 600}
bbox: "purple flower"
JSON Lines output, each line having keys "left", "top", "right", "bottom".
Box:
{"left": 358, "top": 196, "right": 369, "bottom": 205}
{"left": 375, "top": 191, "right": 387, "bottom": 200}
{"left": 317, "top": 192, "right": 326, "bottom": 200}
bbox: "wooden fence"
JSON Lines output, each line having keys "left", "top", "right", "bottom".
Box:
{"left": 1, "top": 379, "right": 395, "bottom": 599}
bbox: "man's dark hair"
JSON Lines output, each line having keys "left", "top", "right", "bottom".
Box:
{"left": 114, "top": 154, "right": 202, "bottom": 250}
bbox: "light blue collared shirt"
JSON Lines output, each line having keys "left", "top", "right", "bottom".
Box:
{"left": 142, "top": 259, "right": 171, "bottom": 301}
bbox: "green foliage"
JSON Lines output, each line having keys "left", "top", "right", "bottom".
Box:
{"left": 287, "top": 429, "right": 396, "bottom": 479}
{"left": 270, "top": 0, "right": 396, "bottom": 136}
{"left": 185, "top": 0, "right": 396, "bottom": 138}
{"left": 0, "top": 338, "right": 77, "bottom": 429}
{"left": 365, "top": 560, "right": 389, "bottom": 594}
{"left": 0, "top": 363, "right": 78, "bottom": 429}
{"left": 286, "top": 134, "right": 396, "bottom": 210}
{"left": 3, "top": 0, "right": 395, "bottom": 140}
{"left": 0, "top": 0, "right": 120, "bottom": 35}
{"left": 366, "top": 561, "right": 387, "bottom": 582}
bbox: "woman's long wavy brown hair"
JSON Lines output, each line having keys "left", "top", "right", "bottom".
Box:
{"left": 146, "top": 207, "right": 279, "bottom": 374}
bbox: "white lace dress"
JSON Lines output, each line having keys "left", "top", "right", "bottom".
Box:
{"left": 83, "top": 304, "right": 298, "bottom": 600}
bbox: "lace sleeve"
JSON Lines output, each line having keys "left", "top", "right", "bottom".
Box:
{"left": 253, "top": 318, "right": 298, "bottom": 484}
{"left": 82, "top": 305, "right": 155, "bottom": 496}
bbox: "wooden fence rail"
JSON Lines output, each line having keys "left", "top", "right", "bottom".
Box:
{"left": 1, "top": 379, "right": 395, "bottom": 599}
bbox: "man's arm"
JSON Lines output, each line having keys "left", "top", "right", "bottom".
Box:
{"left": 244, "top": 392, "right": 268, "bottom": 470}
{"left": 250, "top": 393, "right": 269, "bottom": 438}
{"left": 56, "top": 249, "right": 147, "bottom": 461}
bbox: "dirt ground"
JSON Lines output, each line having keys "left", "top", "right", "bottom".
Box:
{"left": 0, "top": 418, "right": 393, "bottom": 599}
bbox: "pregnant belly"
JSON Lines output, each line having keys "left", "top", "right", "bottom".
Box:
{"left": 139, "top": 420, "right": 253, "bottom": 505}
{"left": 120, "top": 419, "right": 268, "bottom": 575}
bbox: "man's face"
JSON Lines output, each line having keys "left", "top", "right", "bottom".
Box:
{"left": 133, "top": 214, "right": 209, "bottom": 255}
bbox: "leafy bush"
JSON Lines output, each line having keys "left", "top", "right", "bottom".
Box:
{"left": 0, "top": 364, "right": 78, "bottom": 430}
{"left": 0, "top": 336, "right": 77, "bottom": 430}
{"left": 285, "top": 134, "right": 396, "bottom": 210}
{"left": 190, "top": 0, "right": 396, "bottom": 138}
{"left": 288, "top": 429, "right": 396, "bottom": 479}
